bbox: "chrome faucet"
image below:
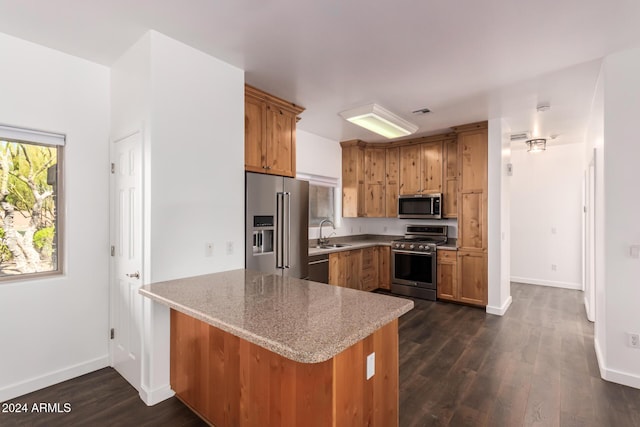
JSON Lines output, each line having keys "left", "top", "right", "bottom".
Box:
{"left": 318, "top": 219, "right": 335, "bottom": 246}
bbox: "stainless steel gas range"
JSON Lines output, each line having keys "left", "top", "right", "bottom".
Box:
{"left": 391, "top": 225, "right": 448, "bottom": 301}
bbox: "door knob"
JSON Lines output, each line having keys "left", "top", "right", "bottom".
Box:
{"left": 126, "top": 271, "right": 140, "bottom": 279}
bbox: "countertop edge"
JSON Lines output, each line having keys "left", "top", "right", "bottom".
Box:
{"left": 139, "top": 287, "right": 414, "bottom": 364}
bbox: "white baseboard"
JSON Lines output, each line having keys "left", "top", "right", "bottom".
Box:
{"left": 139, "top": 383, "right": 175, "bottom": 406}
{"left": 511, "top": 276, "right": 582, "bottom": 290}
{"left": 0, "top": 355, "right": 109, "bottom": 403}
{"left": 594, "top": 337, "right": 640, "bottom": 390}
{"left": 486, "top": 296, "right": 513, "bottom": 316}
{"left": 583, "top": 296, "right": 595, "bottom": 322}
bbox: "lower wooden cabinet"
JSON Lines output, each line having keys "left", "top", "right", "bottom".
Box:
{"left": 457, "top": 250, "right": 487, "bottom": 306}
{"left": 328, "top": 246, "right": 390, "bottom": 291}
{"left": 329, "top": 249, "right": 361, "bottom": 289}
{"left": 436, "top": 250, "right": 457, "bottom": 301}
{"left": 436, "top": 249, "right": 487, "bottom": 307}
{"left": 378, "top": 246, "right": 392, "bottom": 290}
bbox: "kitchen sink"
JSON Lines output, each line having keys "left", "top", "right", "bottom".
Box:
{"left": 314, "top": 243, "right": 351, "bottom": 249}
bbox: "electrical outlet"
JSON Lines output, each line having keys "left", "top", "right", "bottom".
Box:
{"left": 205, "top": 242, "right": 213, "bottom": 257}
{"left": 366, "top": 352, "right": 375, "bottom": 380}
{"left": 628, "top": 333, "right": 640, "bottom": 349}
{"left": 551, "top": 264, "right": 557, "bottom": 271}
{"left": 226, "top": 241, "right": 234, "bottom": 255}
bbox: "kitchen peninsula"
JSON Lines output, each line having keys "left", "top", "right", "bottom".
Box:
{"left": 140, "top": 269, "right": 413, "bottom": 427}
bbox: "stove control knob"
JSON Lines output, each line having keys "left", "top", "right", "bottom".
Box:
{"left": 419, "top": 245, "right": 424, "bottom": 250}
{"left": 400, "top": 244, "right": 405, "bottom": 249}
{"left": 409, "top": 244, "right": 415, "bottom": 250}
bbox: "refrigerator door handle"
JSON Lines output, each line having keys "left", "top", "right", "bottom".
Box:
{"left": 276, "top": 192, "right": 285, "bottom": 269}
{"left": 285, "top": 192, "right": 291, "bottom": 269}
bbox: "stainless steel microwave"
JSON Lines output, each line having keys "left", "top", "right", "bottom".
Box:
{"left": 398, "top": 193, "right": 442, "bottom": 219}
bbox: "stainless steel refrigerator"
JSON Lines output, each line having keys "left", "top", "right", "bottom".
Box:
{"left": 245, "top": 172, "right": 309, "bottom": 279}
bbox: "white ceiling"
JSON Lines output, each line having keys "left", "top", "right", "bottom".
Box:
{"left": 1, "top": 0, "right": 639, "bottom": 145}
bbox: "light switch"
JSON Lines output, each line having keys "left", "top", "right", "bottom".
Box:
{"left": 630, "top": 245, "right": 640, "bottom": 259}
{"left": 366, "top": 352, "right": 375, "bottom": 380}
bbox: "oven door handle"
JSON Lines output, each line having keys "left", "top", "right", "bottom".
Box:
{"left": 392, "top": 250, "right": 434, "bottom": 256}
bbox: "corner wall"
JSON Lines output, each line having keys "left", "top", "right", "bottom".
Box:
{"left": 0, "top": 32, "right": 111, "bottom": 402}
{"left": 598, "top": 47, "right": 640, "bottom": 389}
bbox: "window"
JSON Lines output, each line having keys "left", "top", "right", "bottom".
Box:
{"left": 297, "top": 173, "right": 339, "bottom": 226}
{"left": 309, "top": 184, "right": 336, "bottom": 226}
{"left": 0, "top": 125, "right": 64, "bottom": 280}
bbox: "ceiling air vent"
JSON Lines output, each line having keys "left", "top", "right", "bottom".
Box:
{"left": 510, "top": 132, "right": 530, "bottom": 141}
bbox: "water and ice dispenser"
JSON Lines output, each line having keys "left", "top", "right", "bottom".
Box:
{"left": 252, "top": 215, "right": 274, "bottom": 254}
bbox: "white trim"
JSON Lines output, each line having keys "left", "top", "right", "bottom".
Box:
{"left": 486, "top": 295, "right": 512, "bottom": 316}
{"left": 595, "top": 338, "right": 640, "bottom": 390}
{"left": 296, "top": 172, "right": 339, "bottom": 187}
{"left": 510, "top": 276, "right": 582, "bottom": 290}
{"left": 0, "top": 355, "right": 108, "bottom": 402}
{"left": 0, "top": 123, "right": 65, "bottom": 146}
{"left": 139, "top": 384, "right": 175, "bottom": 406}
{"left": 584, "top": 296, "right": 595, "bottom": 322}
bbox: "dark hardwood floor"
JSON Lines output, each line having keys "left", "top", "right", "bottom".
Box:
{"left": 398, "top": 283, "right": 640, "bottom": 427}
{"left": 2, "top": 282, "right": 639, "bottom": 426}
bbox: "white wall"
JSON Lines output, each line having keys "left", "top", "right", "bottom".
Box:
{"left": 110, "top": 31, "right": 245, "bottom": 405}
{"left": 510, "top": 142, "right": 584, "bottom": 289}
{"left": 0, "top": 33, "right": 110, "bottom": 401}
{"left": 487, "top": 118, "right": 512, "bottom": 315}
{"left": 597, "top": 47, "right": 640, "bottom": 389}
{"left": 148, "top": 32, "right": 244, "bottom": 281}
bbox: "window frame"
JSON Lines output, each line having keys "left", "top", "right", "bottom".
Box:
{"left": 0, "top": 126, "right": 64, "bottom": 282}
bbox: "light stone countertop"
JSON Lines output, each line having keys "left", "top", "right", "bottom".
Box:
{"left": 309, "top": 236, "right": 458, "bottom": 254}
{"left": 139, "top": 269, "right": 414, "bottom": 363}
{"left": 308, "top": 237, "right": 395, "bottom": 256}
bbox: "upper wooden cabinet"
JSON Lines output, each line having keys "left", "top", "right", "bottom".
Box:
{"left": 244, "top": 85, "right": 304, "bottom": 178}
{"left": 442, "top": 138, "right": 458, "bottom": 218}
{"left": 341, "top": 141, "right": 396, "bottom": 218}
{"left": 341, "top": 141, "right": 365, "bottom": 218}
{"left": 399, "top": 141, "right": 443, "bottom": 195}
{"left": 385, "top": 148, "right": 399, "bottom": 218}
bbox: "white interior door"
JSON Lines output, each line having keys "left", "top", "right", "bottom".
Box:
{"left": 110, "top": 131, "right": 143, "bottom": 390}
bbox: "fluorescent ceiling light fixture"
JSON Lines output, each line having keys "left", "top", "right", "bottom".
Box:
{"left": 339, "top": 103, "right": 418, "bottom": 139}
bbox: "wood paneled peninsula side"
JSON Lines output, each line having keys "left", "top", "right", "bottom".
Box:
{"left": 139, "top": 269, "right": 413, "bottom": 427}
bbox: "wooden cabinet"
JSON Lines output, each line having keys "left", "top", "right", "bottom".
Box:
{"left": 378, "top": 246, "right": 392, "bottom": 290}
{"left": 399, "top": 141, "right": 443, "bottom": 195}
{"left": 328, "top": 246, "right": 389, "bottom": 291}
{"left": 244, "top": 85, "right": 304, "bottom": 178}
{"left": 456, "top": 123, "right": 488, "bottom": 251}
{"left": 443, "top": 138, "right": 458, "bottom": 218}
{"left": 385, "top": 147, "right": 399, "bottom": 217}
{"left": 457, "top": 251, "right": 487, "bottom": 306}
{"left": 436, "top": 250, "right": 457, "bottom": 301}
{"left": 341, "top": 142, "right": 365, "bottom": 218}
{"left": 452, "top": 121, "right": 488, "bottom": 307}
{"left": 341, "top": 142, "right": 396, "bottom": 218}
{"left": 364, "top": 148, "right": 386, "bottom": 218}
{"left": 361, "top": 246, "right": 379, "bottom": 291}
{"left": 437, "top": 249, "right": 486, "bottom": 306}
{"left": 329, "top": 249, "right": 362, "bottom": 289}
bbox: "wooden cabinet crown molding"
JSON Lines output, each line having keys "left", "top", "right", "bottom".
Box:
{"left": 245, "top": 84, "right": 305, "bottom": 116}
